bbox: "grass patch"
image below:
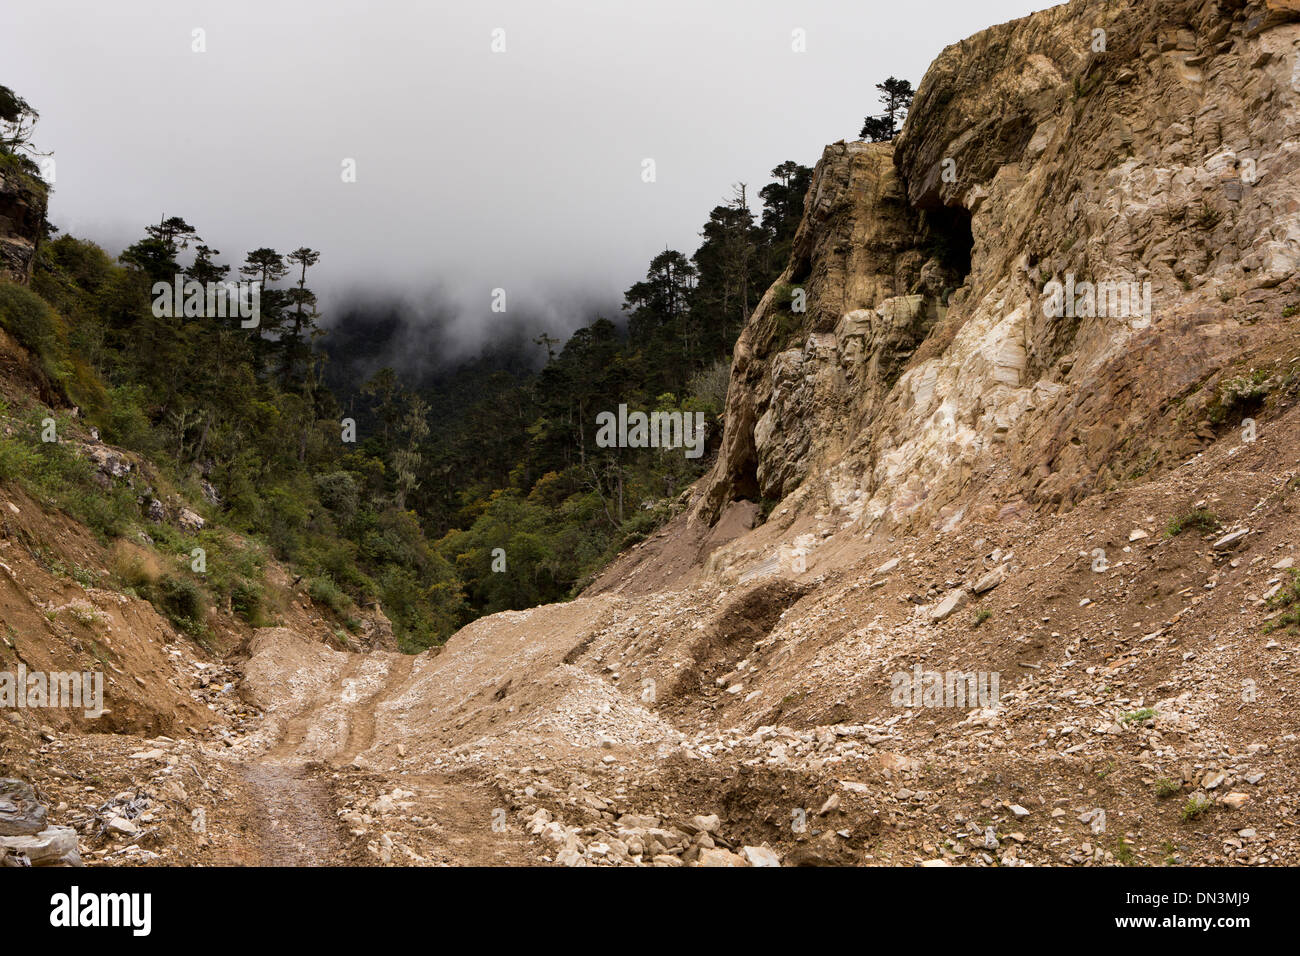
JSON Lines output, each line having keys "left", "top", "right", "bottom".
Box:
{"left": 1165, "top": 508, "right": 1219, "bottom": 538}
{"left": 66, "top": 604, "right": 100, "bottom": 628}
{"left": 229, "top": 579, "right": 271, "bottom": 627}
{"left": 1112, "top": 837, "right": 1135, "bottom": 865}
{"left": 755, "top": 283, "right": 806, "bottom": 352}
{"left": 1120, "top": 707, "right": 1155, "bottom": 725}
{"left": 109, "top": 540, "right": 162, "bottom": 590}
{"left": 1180, "top": 794, "right": 1214, "bottom": 823}
{"left": 1154, "top": 777, "right": 1181, "bottom": 798}
{"left": 1265, "top": 569, "right": 1300, "bottom": 633}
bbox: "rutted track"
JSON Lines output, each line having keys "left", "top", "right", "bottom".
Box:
{"left": 236, "top": 762, "right": 347, "bottom": 867}
{"left": 224, "top": 646, "right": 542, "bottom": 866}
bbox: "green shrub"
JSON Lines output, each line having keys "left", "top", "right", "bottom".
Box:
{"left": 1210, "top": 369, "right": 1272, "bottom": 423}
{"left": 1121, "top": 707, "right": 1155, "bottom": 725}
{"left": 150, "top": 576, "right": 206, "bottom": 633}
{"left": 686, "top": 359, "right": 731, "bottom": 418}
{"left": 101, "top": 384, "right": 160, "bottom": 453}
{"left": 308, "top": 576, "right": 351, "bottom": 616}
{"left": 0, "top": 411, "right": 137, "bottom": 539}
{"left": 1265, "top": 569, "right": 1300, "bottom": 633}
{"left": 0, "top": 281, "right": 69, "bottom": 386}
{"left": 230, "top": 578, "right": 270, "bottom": 627}
{"left": 0, "top": 435, "right": 37, "bottom": 481}
{"left": 617, "top": 504, "right": 671, "bottom": 551}
{"left": 1154, "top": 777, "right": 1180, "bottom": 799}
{"left": 315, "top": 471, "right": 360, "bottom": 524}
{"left": 1181, "top": 794, "right": 1213, "bottom": 822}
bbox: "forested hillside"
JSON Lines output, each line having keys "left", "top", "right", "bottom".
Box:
{"left": 1, "top": 81, "right": 809, "bottom": 649}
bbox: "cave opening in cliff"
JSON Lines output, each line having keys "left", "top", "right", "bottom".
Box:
{"left": 923, "top": 204, "right": 974, "bottom": 288}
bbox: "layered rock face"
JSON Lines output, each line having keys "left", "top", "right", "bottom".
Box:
{"left": 697, "top": 141, "right": 964, "bottom": 515}
{"left": 698, "top": 0, "right": 1300, "bottom": 536}
{"left": 0, "top": 158, "right": 46, "bottom": 284}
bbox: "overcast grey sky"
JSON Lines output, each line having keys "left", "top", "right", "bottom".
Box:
{"left": 4, "top": 0, "right": 1056, "bottom": 344}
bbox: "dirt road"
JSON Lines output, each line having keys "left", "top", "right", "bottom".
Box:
{"left": 224, "top": 645, "right": 542, "bottom": 866}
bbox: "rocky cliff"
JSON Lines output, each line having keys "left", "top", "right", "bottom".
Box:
{"left": 0, "top": 154, "right": 46, "bottom": 284}
{"left": 698, "top": 0, "right": 1300, "bottom": 544}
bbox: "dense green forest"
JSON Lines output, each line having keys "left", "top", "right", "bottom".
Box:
{"left": 1, "top": 83, "right": 811, "bottom": 649}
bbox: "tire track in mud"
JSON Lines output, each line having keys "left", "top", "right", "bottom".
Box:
{"left": 239, "top": 653, "right": 407, "bottom": 866}
{"left": 340, "top": 653, "right": 415, "bottom": 765}
{"left": 233, "top": 650, "right": 543, "bottom": 866}
{"left": 237, "top": 762, "right": 347, "bottom": 866}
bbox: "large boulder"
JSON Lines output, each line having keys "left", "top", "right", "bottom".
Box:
{"left": 0, "top": 825, "right": 82, "bottom": 866}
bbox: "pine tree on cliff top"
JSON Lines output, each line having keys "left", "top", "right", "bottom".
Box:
{"left": 860, "top": 76, "right": 915, "bottom": 142}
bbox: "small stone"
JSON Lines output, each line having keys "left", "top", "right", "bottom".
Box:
{"left": 688, "top": 814, "right": 721, "bottom": 834}
{"left": 0, "top": 779, "right": 48, "bottom": 836}
{"left": 696, "top": 847, "right": 746, "bottom": 867}
{"left": 971, "top": 566, "right": 1006, "bottom": 594}
{"left": 817, "top": 793, "right": 841, "bottom": 815}
{"left": 617, "top": 813, "right": 660, "bottom": 829}
{"left": 930, "top": 589, "right": 970, "bottom": 623}
{"left": 1212, "top": 529, "right": 1249, "bottom": 551}
{"left": 555, "top": 846, "right": 585, "bottom": 867}
{"left": 742, "top": 845, "right": 781, "bottom": 867}
{"left": 106, "top": 816, "right": 141, "bottom": 837}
